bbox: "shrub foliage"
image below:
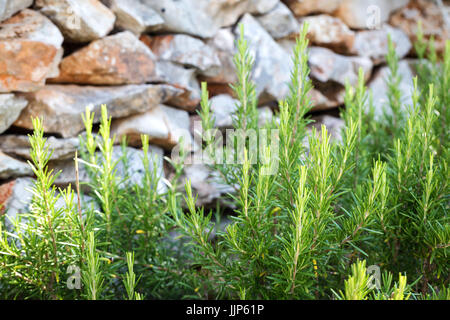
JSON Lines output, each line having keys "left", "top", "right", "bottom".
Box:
{"left": 0, "top": 24, "right": 448, "bottom": 300}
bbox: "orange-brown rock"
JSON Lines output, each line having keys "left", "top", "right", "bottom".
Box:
{"left": 390, "top": 0, "right": 449, "bottom": 55}
{"left": 207, "top": 83, "right": 236, "bottom": 98}
{"left": 49, "top": 31, "right": 162, "bottom": 85}
{"left": 309, "top": 87, "right": 345, "bottom": 112}
{"left": 0, "top": 9, "right": 63, "bottom": 93}
{"left": 283, "top": 0, "right": 342, "bottom": 16}
{"left": 0, "top": 180, "right": 15, "bottom": 215}
{"left": 298, "top": 15, "right": 355, "bottom": 54}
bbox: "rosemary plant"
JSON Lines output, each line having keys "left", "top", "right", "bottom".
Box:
{"left": 0, "top": 23, "right": 448, "bottom": 300}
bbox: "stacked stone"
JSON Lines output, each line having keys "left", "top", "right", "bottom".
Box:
{"left": 0, "top": 0, "right": 448, "bottom": 211}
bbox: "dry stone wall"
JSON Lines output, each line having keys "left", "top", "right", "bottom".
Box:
{"left": 0, "top": 0, "right": 448, "bottom": 210}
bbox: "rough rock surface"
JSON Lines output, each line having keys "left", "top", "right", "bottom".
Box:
{"left": 0, "top": 0, "right": 33, "bottom": 22}
{"left": 352, "top": 24, "right": 412, "bottom": 64}
{"left": 208, "top": 94, "right": 239, "bottom": 129}
{"left": 334, "top": 0, "right": 409, "bottom": 29}
{"left": 283, "top": 0, "right": 342, "bottom": 16}
{"left": 111, "top": 104, "right": 195, "bottom": 150}
{"left": 0, "top": 152, "right": 32, "bottom": 179}
{"left": 237, "top": 14, "right": 292, "bottom": 101}
{"left": 390, "top": 0, "right": 449, "bottom": 54}
{"left": 256, "top": 2, "right": 300, "bottom": 39}
{"left": 299, "top": 15, "right": 355, "bottom": 54}
{"left": 0, "top": 9, "right": 64, "bottom": 92}
{"left": 156, "top": 61, "right": 201, "bottom": 112}
{"left": 14, "top": 84, "right": 182, "bottom": 137}
{"left": 104, "top": 0, "right": 164, "bottom": 34}
{"left": 35, "top": 0, "right": 115, "bottom": 43}
{"left": 368, "top": 60, "right": 415, "bottom": 119}
{"left": 201, "top": 28, "right": 237, "bottom": 84}
{"left": 0, "top": 135, "right": 79, "bottom": 161}
{"left": 50, "top": 31, "right": 161, "bottom": 85}
{"left": 0, "top": 94, "right": 28, "bottom": 134}
{"left": 198, "top": 0, "right": 279, "bottom": 28}
{"left": 308, "top": 47, "right": 373, "bottom": 86}
{"left": 141, "top": 34, "right": 220, "bottom": 73}
{"left": 194, "top": 94, "right": 275, "bottom": 129}
{"left": 144, "top": 0, "right": 218, "bottom": 38}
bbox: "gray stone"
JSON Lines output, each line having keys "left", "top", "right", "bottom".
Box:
{"left": 0, "top": 152, "right": 32, "bottom": 179}
{"left": 14, "top": 84, "right": 182, "bottom": 138}
{"left": 209, "top": 94, "right": 239, "bottom": 128}
{"left": 0, "top": 94, "right": 28, "bottom": 134}
{"left": 256, "top": 2, "right": 300, "bottom": 39}
{"left": 368, "top": 60, "right": 414, "bottom": 119}
{"left": 252, "top": 18, "right": 347, "bottom": 111}
{"left": 144, "top": 0, "right": 218, "bottom": 38}
{"left": 0, "top": 0, "right": 33, "bottom": 22}
{"left": 104, "top": 0, "right": 164, "bottom": 34}
{"left": 237, "top": 14, "right": 292, "bottom": 101}
{"left": 35, "top": 0, "right": 116, "bottom": 42}
{"left": 277, "top": 39, "right": 346, "bottom": 110}
{"left": 248, "top": 0, "right": 279, "bottom": 14}
{"left": 156, "top": 61, "right": 201, "bottom": 112}
{"left": 201, "top": 28, "right": 237, "bottom": 84}
{"left": 142, "top": 34, "right": 220, "bottom": 72}
{"left": 309, "top": 115, "right": 345, "bottom": 143}
{"left": 352, "top": 24, "right": 412, "bottom": 64}
{"left": 111, "top": 104, "right": 195, "bottom": 151}
{"left": 203, "top": 94, "right": 274, "bottom": 129}
{"left": 308, "top": 46, "right": 373, "bottom": 86}
{"left": 0, "top": 135, "right": 79, "bottom": 161}
{"left": 257, "top": 106, "right": 275, "bottom": 126}
{"left": 0, "top": 177, "right": 34, "bottom": 221}
{"left": 0, "top": 177, "right": 98, "bottom": 227}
